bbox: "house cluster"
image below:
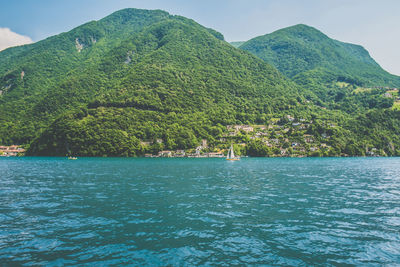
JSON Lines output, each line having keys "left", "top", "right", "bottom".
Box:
{"left": 383, "top": 88, "right": 400, "bottom": 101}
{"left": 372, "top": 86, "right": 398, "bottom": 91}
{"left": 224, "top": 116, "right": 336, "bottom": 156}
{"left": 140, "top": 116, "right": 338, "bottom": 157}
{"left": 144, "top": 139, "right": 225, "bottom": 158}
{"left": 365, "top": 147, "right": 384, "bottom": 157}
{"left": 368, "top": 87, "right": 400, "bottom": 100}
{"left": 0, "top": 145, "right": 25, "bottom": 156}
{"left": 223, "top": 125, "right": 255, "bottom": 137}
{"left": 145, "top": 150, "right": 225, "bottom": 158}
{"left": 140, "top": 139, "right": 162, "bottom": 147}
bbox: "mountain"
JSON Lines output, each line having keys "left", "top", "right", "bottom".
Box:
{"left": 238, "top": 24, "right": 400, "bottom": 115}
{"left": 0, "top": 8, "right": 302, "bottom": 156}
{"left": 0, "top": 9, "right": 227, "bottom": 145}
{"left": 239, "top": 24, "right": 400, "bottom": 87}
{"left": 0, "top": 9, "right": 172, "bottom": 144}
{"left": 2, "top": 10, "right": 400, "bottom": 157}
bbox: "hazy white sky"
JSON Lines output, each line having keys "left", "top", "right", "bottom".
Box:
{"left": 1, "top": 0, "right": 399, "bottom": 75}
{"left": 0, "top": 28, "right": 32, "bottom": 51}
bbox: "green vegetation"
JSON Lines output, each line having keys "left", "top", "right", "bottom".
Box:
{"left": 392, "top": 101, "right": 400, "bottom": 111}
{"left": 0, "top": 8, "right": 302, "bottom": 156}
{"left": 239, "top": 24, "right": 400, "bottom": 115}
{"left": 1, "top": 9, "right": 400, "bottom": 157}
{"left": 239, "top": 24, "right": 400, "bottom": 86}
{"left": 236, "top": 24, "right": 400, "bottom": 157}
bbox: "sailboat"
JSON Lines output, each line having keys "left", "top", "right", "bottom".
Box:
{"left": 66, "top": 153, "right": 78, "bottom": 160}
{"left": 226, "top": 144, "right": 240, "bottom": 161}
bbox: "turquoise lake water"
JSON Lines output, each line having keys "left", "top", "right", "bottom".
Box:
{"left": 0, "top": 157, "right": 399, "bottom": 266}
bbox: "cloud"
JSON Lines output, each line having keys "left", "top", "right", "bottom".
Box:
{"left": 0, "top": 28, "right": 33, "bottom": 51}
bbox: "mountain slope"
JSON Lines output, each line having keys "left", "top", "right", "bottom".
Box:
{"left": 0, "top": 9, "right": 174, "bottom": 144}
{"left": 0, "top": 9, "right": 228, "bottom": 144}
{"left": 239, "top": 24, "right": 400, "bottom": 87}
{"left": 0, "top": 8, "right": 302, "bottom": 155}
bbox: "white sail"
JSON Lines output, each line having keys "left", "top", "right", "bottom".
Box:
{"left": 226, "top": 145, "right": 240, "bottom": 160}
{"left": 227, "top": 145, "right": 234, "bottom": 159}
{"left": 226, "top": 144, "right": 240, "bottom": 160}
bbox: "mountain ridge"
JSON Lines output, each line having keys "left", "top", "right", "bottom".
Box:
{"left": 1, "top": 9, "right": 400, "bottom": 157}
{"left": 239, "top": 23, "right": 400, "bottom": 86}
{"left": 0, "top": 8, "right": 305, "bottom": 156}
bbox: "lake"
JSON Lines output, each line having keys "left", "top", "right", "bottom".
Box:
{"left": 1, "top": 157, "right": 399, "bottom": 266}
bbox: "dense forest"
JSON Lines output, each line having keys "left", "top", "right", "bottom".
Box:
{"left": 1, "top": 8, "right": 400, "bottom": 157}
{"left": 238, "top": 24, "right": 400, "bottom": 85}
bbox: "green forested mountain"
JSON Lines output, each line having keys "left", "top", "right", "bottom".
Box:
{"left": 239, "top": 24, "right": 400, "bottom": 116}
{"left": 239, "top": 24, "right": 400, "bottom": 87}
{"left": 0, "top": 8, "right": 303, "bottom": 156}
{"left": 1, "top": 10, "right": 400, "bottom": 157}
{"left": 0, "top": 9, "right": 172, "bottom": 144}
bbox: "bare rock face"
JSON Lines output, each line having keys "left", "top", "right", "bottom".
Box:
{"left": 124, "top": 51, "right": 134, "bottom": 64}
{"left": 90, "top": 36, "right": 97, "bottom": 44}
{"left": 75, "top": 38, "right": 84, "bottom": 53}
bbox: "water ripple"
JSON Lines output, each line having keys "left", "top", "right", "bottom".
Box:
{"left": 0, "top": 157, "right": 400, "bottom": 266}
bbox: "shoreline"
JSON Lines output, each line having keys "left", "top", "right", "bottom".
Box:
{"left": 1, "top": 155, "right": 389, "bottom": 159}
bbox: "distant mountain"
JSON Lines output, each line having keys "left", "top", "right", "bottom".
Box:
{"left": 239, "top": 24, "right": 400, "bottom": 87}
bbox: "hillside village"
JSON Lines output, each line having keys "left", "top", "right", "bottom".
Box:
{"left": 1, "top": 108, "right": 391, "bottom": 158}
{"left": 0, "top": 116, "right": 385, "bottom": 157}
{"left": 2, "top": 85, "right": 396, "bottom": 158}
{"left": 138, "top": 85, "right": 399, "bottom": 158}
{"left": 142, "top": 114, "right": 385, "bottom": 158}
{"left": 2, "top": 84, "right": 397, "bottom": 158}
{"left": 0, "top": 146, "right": 25, "bottom": 157}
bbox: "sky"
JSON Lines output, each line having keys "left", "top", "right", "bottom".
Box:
{"left": 0, "top": 0, "right": 399, "bottom": 75}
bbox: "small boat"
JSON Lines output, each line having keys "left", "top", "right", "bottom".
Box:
{"left": 226, "top": 144, "right": 240, "bottom": 161}
{"left": 68, "top": 156, "right": 78, "bottom": 160}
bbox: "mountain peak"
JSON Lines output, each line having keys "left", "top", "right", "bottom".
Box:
{"left": 101, "top": 8, "right": 170, "bottom": 21}
{"left": 285, "top": 23, "right": 319, "bottom": 31}
{"left": 270, "top": 24, "right": 329, "bottom": 42}
{"left": 97, "top": 8, "right": 171, "bottom": 34}
{"left": 239, "top": 24, "right": 399, "bottom": 84}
